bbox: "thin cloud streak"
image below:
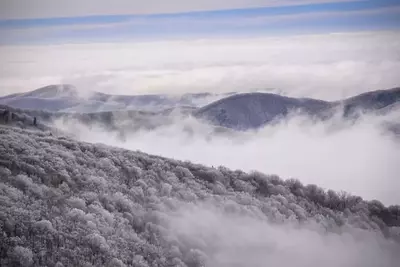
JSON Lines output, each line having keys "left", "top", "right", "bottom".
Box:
{"left": 0, "top": 0, "right": 359, "bottom": 20}
{"left": 2, "top": 5, "right": 398, "bottom": 34}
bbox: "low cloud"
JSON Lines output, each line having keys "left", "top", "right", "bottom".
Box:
{"left": 166, "top": 202, "right": 400, "bottom": 267}
{"left": 54, "top": 108, "right": 400, "bottom": 206}
{"left": 1, "top": 31, "right": 400, "bottom": 100}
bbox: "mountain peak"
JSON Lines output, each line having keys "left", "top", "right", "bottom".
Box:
{"left": 194, "top": 92, "right": 330, "bottom": 130}
{"left": 21, "top": 84, "right": 78, "bottom": 99}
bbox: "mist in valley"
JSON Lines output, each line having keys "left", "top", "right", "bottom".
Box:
{"left": 54, "top": 107, "right": 400, "bottom": 206}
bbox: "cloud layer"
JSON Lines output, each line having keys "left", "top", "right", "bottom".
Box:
{"left": 55, "top": 108, "right": 400, "bottom": 206}
{"left": 168, "top": 202, "right": 400, "bottom": 267}
{"left": 1, "top": 31, "right": 400, "bottom": 100}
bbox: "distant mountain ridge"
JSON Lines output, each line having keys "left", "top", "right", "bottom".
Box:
{"left": 1, "top": 85, "right": 399, "bottom": 131}
{"left": 195, "top": 87, "right": 400, "bottom": 130}
{"left": 0, "top": 84, "right": 226, "bottom": 113}
{"left": 194, "top": 92, "right": 332, "bottom": 130}
{"left": 339, "top": 87, "right": 400, "bottom": 116}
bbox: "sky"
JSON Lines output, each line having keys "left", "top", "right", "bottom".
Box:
{"left": 0, "top": 0, "right": 399, "bottom": 44}
{"left": 0, "top": 0, "right": 399, "bottom": 97}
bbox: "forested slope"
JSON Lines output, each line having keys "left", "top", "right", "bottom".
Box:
{"left": 0, "top": 125, "right": 399, "bottom": 267}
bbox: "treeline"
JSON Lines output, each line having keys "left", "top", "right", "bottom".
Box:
{"left": 0, "top": 125, "right": 399, "bottom": 266}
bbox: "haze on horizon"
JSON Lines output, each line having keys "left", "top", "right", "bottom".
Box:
{"left": 0, "top": 0, "right": 400, "bottom": 100}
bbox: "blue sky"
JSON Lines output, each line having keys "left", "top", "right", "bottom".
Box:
{"left": 0, "top": 0, "right": 399, "bottom": 44}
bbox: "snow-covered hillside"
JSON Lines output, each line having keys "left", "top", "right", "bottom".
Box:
{"left": 0, "top": 125, "right": 399, "bottom": 267}
{"left": 2, "top": 85, "right": 399, "bottom": 132}
{"left": 339, "top": 87, "right": 400, "bottom": 116}
{"left": 0, "top": 85, "right": 80, "bottom": 111}
{"left": 0, "top": 85, "right": 228, "bottom": 113}
{"left": 195, "top": 87, "right": 400, "bottom": 130}
{"left": 195, "top": 92, "right": 331, "bottom": 130}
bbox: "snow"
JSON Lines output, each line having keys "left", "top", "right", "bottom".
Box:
{"left": 0, "top": 125, "right": 399, "bottom": 266}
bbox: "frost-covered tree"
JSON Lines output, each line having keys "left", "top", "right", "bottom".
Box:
{"left": 0, "top": 125, "right": 399, "bottom": 266}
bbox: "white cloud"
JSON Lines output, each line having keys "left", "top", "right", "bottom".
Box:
{"left": 1, "top": 31, "right": 399, "bottom": 100}
{"left": 0, "top": 0, "right": 358, "bottom": 20}
{"left": 166, "top": 202, "right": 400, "bottom": 267}
{"left": 55, "top": 109, "right": 400, "bottom": 206}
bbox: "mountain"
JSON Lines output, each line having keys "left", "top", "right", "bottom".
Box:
{"left": 17, "top": 84, "right": 79, "bottom": 99}
{"left": 0, "top": 84, "right": 78, "bottom": 101}
{"left": 194, "top": 93, "right": 331, "bottom": 130}
{"left": 2, "top": 85, "right": 399, "bottom": 131}
{"left": 0, "top": 85, "right": 228, "bottom": 113}
{"left": 196, "top": 87, "right": 400, "bottom": 130}
{"left": 1, "top": 125, "right": 399, "bottom": 266}
{"left": 0, "top": 85, "right": 82, "bottom": 111}
{"left": 339, "top": 87, "right": 400, "bottom": 116}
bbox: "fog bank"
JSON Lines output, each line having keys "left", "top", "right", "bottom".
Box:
{"left": 55, "top": 110, "right": 400, "bottom": 205}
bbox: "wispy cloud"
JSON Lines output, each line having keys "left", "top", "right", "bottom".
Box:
{"left": 1, "top": 2, "right": 399, "bottom": 45}
{"left": 7, "top": 4, "right": 399, "bottom": 32}
{"left": 0, "top": 0, "right": 361, "bottom": 20}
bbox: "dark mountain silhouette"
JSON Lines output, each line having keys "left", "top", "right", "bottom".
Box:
{"left": 196, "top": 87, "right": 400, "bottom": 130}
{"left": 194, "top": 92, "right": 332, "bottom": 130}
{"left": 338, "top": 87, "right": 400, "bottom": 116}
